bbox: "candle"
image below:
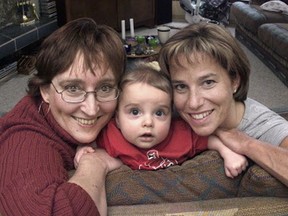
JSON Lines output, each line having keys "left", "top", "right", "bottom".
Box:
{"left": 121, "top": 20, "right": 125, "bottom": 40}
{"left": 129, "top": 18, "right": 135, "bottom": 38}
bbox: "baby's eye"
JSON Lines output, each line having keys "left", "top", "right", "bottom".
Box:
{"left": 155, "top": 110, "right": 165, "bottom": 117}
{"left": 130, "top": 108, "right": 140, "bottom": 116}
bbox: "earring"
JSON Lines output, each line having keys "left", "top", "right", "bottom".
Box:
{"left": 233, "top": 89, "right": 237, "bottom": 94}
{"left": 38, "top": 100, "right": 50, "bottom": 116}
{"left": 38, "top": 101, "right": 44, "bottom": 113}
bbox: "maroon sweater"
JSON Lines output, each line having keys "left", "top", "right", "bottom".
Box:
{"left": 0, "top": 96, "right": 99, "bottom": 215}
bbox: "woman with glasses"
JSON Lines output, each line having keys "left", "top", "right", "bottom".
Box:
{"left": 0, "top": 18, "right": 125, "bottom": 215}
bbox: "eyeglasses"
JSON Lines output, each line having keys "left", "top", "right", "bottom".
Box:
{"left": 51, "top": 82, "right": 119, "bottom": 103}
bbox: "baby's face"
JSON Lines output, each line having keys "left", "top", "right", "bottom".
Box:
{"left": 116, "top": 83, "right": 172, "bottom": 149}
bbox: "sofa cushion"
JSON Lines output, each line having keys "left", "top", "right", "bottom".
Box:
{"left": 258, "top": 23, "right": 288, "bottom": 60}
{"left": 238, "top": 164, "right": 288, "bottom": 197}
{"left": 231, "top": 2, "right": 288, "bottom": 34}
{"left": 106, "top": 151, "right": 243, "bottom": 206}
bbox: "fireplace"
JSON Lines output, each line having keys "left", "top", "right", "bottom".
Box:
{"left": 0, "top": 0, "right": 41, "bottom": 29}
{"left": 0, "top": 0, "right": 58, "bottom": 81}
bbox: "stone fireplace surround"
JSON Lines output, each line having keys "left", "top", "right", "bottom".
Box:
{"left": 0, "top": 0, "right": 57, "bottom": 80}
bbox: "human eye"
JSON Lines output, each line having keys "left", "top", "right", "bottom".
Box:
{"left": 155, "top": 106, "right": 171, "bottom": 118}
{"left": 155, "top": 110, "right": 165, "bottom": 117}
{"left": 129, "top": 108, "right": 141, "bottom": 116}
{"left": 202, "top": 79, "right": 216, "bottom": 88}
{"left": 98, "top": 84, "right": 114, "bottom": 94}
{"left": 64, "top": 85, "right": 83, "bottom": 95}
{"left": 173, "top": 83, "right": 188, "bottom": 93}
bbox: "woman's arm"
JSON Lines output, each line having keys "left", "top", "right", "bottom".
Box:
{"left": 215, "top": 128, "right": 288, "bottom": 187}
{"left": 208, "top": 135, "right": 248, "bottom": 178}
{"left": 0, "top": 130, "right": 121, "bottom": 216}
{"left": 69, "top": 149, "right": 122, "bottom": 216}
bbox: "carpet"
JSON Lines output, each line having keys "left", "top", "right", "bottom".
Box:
{"left": 240, "top": 43, "right": 288, "bottom": 112}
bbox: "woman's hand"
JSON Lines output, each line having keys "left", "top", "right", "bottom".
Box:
{"left": 216, "top": 128, "right": 288, "bottom": 186}
{"left": 74, "top": 146, "right": 95, "bottom": 169}
{"left": 70, "top": 148, "right": 122, "bottom": 216}
{"left": 222, "top": 149, "right": 249, "bottom": 178}
{"left": 76, "top": 148, "right": 123, "bottom": 174}
{"left": 208, "top": 134, "right": 248, "bottom": 178}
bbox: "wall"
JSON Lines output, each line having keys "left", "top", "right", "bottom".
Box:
{"left": 172, "top": 0, "right": 185, "bottom": 20}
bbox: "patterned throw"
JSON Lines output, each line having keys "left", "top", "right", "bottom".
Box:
{"left": 260, "top": 0, "right": 288, "bottom": 14}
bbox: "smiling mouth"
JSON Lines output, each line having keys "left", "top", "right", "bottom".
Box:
{"left": 191, "top": 110, "right": 213, "bottom": 120}
{"left": 74, "top": 117, "right": 98, "bottom": 125}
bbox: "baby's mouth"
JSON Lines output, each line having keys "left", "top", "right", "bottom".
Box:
{"left": 141, "top": 133, "right": 153, "bottom": 138}
{"left": 139, "top": 133, "right": 154, "bottom": 142}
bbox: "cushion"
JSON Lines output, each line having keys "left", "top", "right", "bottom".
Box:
{"left": 106, "top": 151, "right": 243, "bottom": 206}
{"left": 238, "top": 164, "right": 288, "bottom": 197}
{"left": 260, "top": 0, "right": 288, "bottom": 14}
{"left": 258, "top": 23, "right": 288, "bottom": 59}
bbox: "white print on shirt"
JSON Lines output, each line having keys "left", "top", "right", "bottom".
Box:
{"left": 138, "top": 149, "right": 178, "bottom": 170}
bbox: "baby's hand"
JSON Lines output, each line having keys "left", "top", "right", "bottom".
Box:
{"left": 223, "top": 152, "right": 248, "bottom": 178}
{"left": 74, "top": 146, "right": 95, "bottom": 169}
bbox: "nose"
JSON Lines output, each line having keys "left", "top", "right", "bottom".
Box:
{"left": 142, "top": 115, "right": 153, "bottom": 128}
{"left": 81, "top": 93, "right": 99, "bottom": 116}
{"left": 187, "top": 89, "right": 203, "bottom": 110}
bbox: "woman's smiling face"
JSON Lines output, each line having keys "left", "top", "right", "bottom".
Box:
{"left": 40, "top": 53, "right": 118, "bottom": 144}
{"left": 170, "top": 54, "right": 240, "bottom": 136}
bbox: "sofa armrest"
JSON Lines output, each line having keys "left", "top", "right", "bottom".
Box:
{"left": 238, "top": 164, "right": 288, "bottom": 197}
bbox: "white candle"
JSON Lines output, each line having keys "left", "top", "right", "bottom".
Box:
{"left": 121, "top": 20, "right": 125, "bottom": 40}
{"left": 129, "top": 18, "right": 135, "bottom": 38}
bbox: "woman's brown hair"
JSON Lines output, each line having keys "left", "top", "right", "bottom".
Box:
{"left": 158, "top": 23, "right": 250, "bottom": 101}
{"left": 28, "top": 17, "right": 126, "bottom": 96}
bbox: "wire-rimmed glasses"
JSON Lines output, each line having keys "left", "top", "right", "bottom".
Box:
{"left": 51, "top": 82, "right": 119, "bottom": 103}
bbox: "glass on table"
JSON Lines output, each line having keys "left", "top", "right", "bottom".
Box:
{"left": 147, "top": 36, "right": 159, "bottom": 53}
